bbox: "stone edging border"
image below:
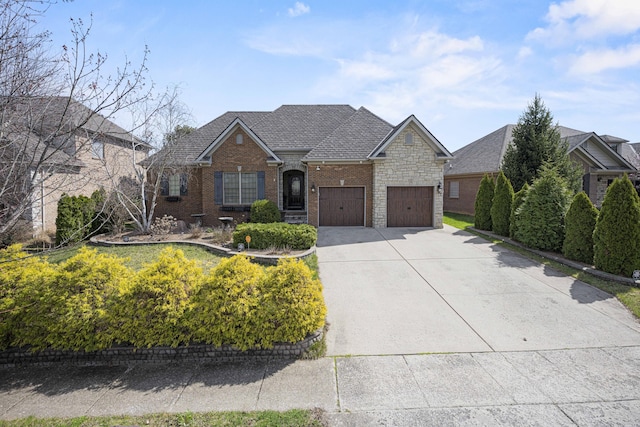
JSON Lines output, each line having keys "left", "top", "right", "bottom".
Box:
{"left": 89, "top": 235, "right": 316, "bottom": 265}
{"left": 469, "top": 227, "right": 640, "bottom": 287}
{"left": 0, "top": 329, "right": 323, "bottom": 368}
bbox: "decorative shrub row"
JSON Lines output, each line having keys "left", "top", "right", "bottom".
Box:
{"left": 233, "top": 223, "right": 317, "bottom": 250}
{"left": 0, "top": 246, "right": 326, "bottom": 352}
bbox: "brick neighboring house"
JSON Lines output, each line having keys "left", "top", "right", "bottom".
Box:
{"left": 443, "top": 124, "right": 638, "bottom": 215}
{"left": 0, "top": 97, "right": 149, "bottom": 235}
{"left": 151, "top": 105, "right": 453, "bottom": 228}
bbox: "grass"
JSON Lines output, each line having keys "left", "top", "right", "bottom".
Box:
{"left": 41, "top": 243, "right": 221, "bottom": 273}
{"left": 443, "top": 212, "right": 640, "bottom": 319}
{"left": 0, "top": 409, "right": 326, "bottom": 427}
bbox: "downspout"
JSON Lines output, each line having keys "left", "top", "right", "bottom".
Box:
{"left": 304, "top": 163, "right": 309, "bottom": 223}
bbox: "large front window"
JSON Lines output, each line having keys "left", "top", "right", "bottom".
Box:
{"left": 224, "top": 172, "right": 257, "bottom": 204}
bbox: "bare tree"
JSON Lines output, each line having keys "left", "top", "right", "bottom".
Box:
{"left": 0, "top": 0, "right": 152, "bottom": 244}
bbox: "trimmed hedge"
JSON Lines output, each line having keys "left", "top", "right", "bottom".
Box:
{"left": 593, "top": 176, "right": 640, "bottom": 277}
{"left": 250, "top": 199, "right": 282, "bottom": 223}
{"left": 474, "top": 174, "right": 494, "bottom": 231}
{"left": 563, "top": 192, "right": 598, "bottom": 264}
{"left": 0, "top": 245, "right": 326, "bottom": 352}
{"left": 233, "top": 223, "right": 317, "bottom": 250}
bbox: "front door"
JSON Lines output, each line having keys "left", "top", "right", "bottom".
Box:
{"left": 284, "top": 171, "right": 304, "bottom": 210}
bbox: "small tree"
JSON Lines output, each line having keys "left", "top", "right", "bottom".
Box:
{"left": 515, "top": 166, "right": 571, "bottom": 252}
{"left": 491, "top": 171, "right": 514, "bottom": 236}
{"left": 510, "top": 183, "right": 529, "bottom": 240}
{"left": 474, "top": 174, "right": 494, "bottom": 230}
{"left": 593, "top": 176, "right": 640, "bottom": 277}
{"left": 563, "top": 192, "right": 598, "bottom": 264}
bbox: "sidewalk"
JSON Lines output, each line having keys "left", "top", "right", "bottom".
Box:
{"left": 2, "top": 346, "right": 640, "bottom": 425}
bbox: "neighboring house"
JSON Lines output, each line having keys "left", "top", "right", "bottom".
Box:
{"left": 0, "top": 97, "right": 149, "bottom": 235}
{"left": 151, "top": 105, "right": 453, "bottom": 228}
{"left": 444, "top": 125, "right": 638, "bottom": 215}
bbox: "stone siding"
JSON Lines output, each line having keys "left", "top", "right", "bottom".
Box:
{"left": 373, "top": 124, "right": 445, "bottom": 228}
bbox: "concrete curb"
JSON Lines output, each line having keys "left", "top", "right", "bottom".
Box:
{"left": 468, "top": 227, "right": 640, "bottom": 287}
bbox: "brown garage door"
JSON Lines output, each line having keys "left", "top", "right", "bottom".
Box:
{"left": 319, "top": 187, "right": 365, "bottom": 226}
{"left": 387, "top": 186, "right": 433, "bottom": 227}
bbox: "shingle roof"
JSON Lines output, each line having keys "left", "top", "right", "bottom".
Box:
{"left": 303, "top": 107, "right": 392, "bottom": 160}
{"left": 445, "top": 125, "right": 594, "bottom": 176}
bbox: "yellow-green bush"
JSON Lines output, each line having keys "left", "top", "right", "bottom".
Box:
{"left": 0, "top": 245, "right": 55, "bottom": 349}
{"left": 189, "top": 256, "right": 264, "bottom": 350}
{"left": 258, "top": 258, "right": 326, "bottom": 346}
{"left": 115, "top": 247, "right": 203, "bottom": 347}
{"left": 15, "top": 248, "right": 131, "bottom": 351}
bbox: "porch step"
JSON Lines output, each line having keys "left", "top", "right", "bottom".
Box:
{"left": 283, "top": 211, "right": 308, "bottom": 224}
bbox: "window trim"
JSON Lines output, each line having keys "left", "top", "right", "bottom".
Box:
{"left": 91, "top": 139, "right": 104, "bottom": 160}
{"left": 449, "top": 181, "right": 460, "bottom": 199}
{"left": 223, "top": 171, "right": 258, "bottom": 205}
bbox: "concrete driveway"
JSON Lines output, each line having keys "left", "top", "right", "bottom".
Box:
{"left": 317, "top": 225, "right": 640, "bottom": 356}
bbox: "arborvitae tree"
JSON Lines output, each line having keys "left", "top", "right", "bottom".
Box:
{"left": 510, "top": 182, "right": 529, "bottom": 240}
{"left": 593, "top": 176, "right": 640, "bottom": 277}
{"left": 491, "top": 171, "right": 514, "bottom": 236}
{"left": 474, "top": 174, "right": 494, "bottom": 230}
{"left": 563, "top": 192, "right": 598, "bottom": 264}
{"left": 515, "top": 167, "right": 571, "bottom": 252}
{"left": 502, "top": 95, "right": 582, "bottom": 193}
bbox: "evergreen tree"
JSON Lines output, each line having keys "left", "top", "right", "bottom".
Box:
{"left": 502, "top": 95, "right": 582, "bottom": 193}
{"left": 515, "top": 166, "right": 571, "bottom": 252}
{"left": 563, "top": 192, "right": 598, "bottom": 264}
{"left": 509, "top": 182, "right": 529, "bottom": 240}
{"left": 593, "top": 176, "right": 640, "bottom": 277}
{"left": 491, "top": 171, "right": 514, "bottom": 236}
{"left": 474, "top": 174, "right": 494, "bottom": 231}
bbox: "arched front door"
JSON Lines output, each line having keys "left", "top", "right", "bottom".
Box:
{"left": 283, "top": 170, "right": 304, "bottom": 210}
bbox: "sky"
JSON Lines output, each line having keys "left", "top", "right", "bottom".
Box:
{"left": 36, "top": 0, "right": 640, "bottom": 151}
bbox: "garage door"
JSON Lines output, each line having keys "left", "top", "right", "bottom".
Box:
{"left": 319, "top": 187, "right": 365, "bottom": 226}
{"left": 387, "top": 186, "right": 433, "bottom": 227}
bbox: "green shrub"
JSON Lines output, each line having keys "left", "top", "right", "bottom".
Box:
{"left": 0, "top": 245, "right": 55, "bottom": 349}
{"left": 15, "top": 247, "right": 131, "bottom": 351}
{"left": 509, "top": 183, "right": 529, "bottom": 240}
{"left": 474, "top": 174, "right": 494, "bottom": 230}
{"left": 491, "top": 171, "right": 514, "bottom": 236}
{"left": 250, "top": 199, "right": 282, "bottom": 223}
{"left": 55, "top": 194, "right": 96, "bottom": 245}
{"left": 257, "top": 258, "right": 326, "bottom": 346}
{"left": 116, "top": 247, "right": 204, "bottom": 347}
{"left": 563, "top": 192, "right": 598, "bottom": 264}
{"left": 593, "top": 176, "right": 640, "bottom": 277}
{"left": 233, "top": 223, "right": 317, "bottom": 250}
{"left": 515, "top": 167, "right": 571, "bottom": 252}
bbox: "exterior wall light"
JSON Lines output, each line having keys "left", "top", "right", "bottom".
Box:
{"left": 311, "top": 183, "right": 316, "bottom": 192}
{"left": 437, "top": 181, "right": 443, "bottom": 193}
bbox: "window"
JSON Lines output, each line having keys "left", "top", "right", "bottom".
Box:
{"left": 160, "top": 173, "right": 188, "bottom": 197}
{"left": 405, "top": 132, "right": 413, "bottom": 145}
{"left": 91, "top": 140, "right": 104, "bottom": 159}
{"left": 236, "top": 134, "right": 243, "bottom": 144}
{"left": 449, "top": 181, "right": 460, "bottom": 199}
{"left": 223, "top": 172, "right": 257, "bottom": 204}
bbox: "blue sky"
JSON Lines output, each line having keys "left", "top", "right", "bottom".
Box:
{"left": 38, "top": 0, "right": 640, "bottom": 151}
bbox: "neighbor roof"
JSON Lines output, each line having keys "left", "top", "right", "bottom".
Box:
{"left": 445, "top": 124, "right": 630, "bottom": 176}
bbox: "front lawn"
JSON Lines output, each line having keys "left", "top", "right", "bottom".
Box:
{"left": 0, "top": 409, "right": 326, "bottom": 427}
{"left": 443, "top": 212, "right": 640, "bottom": 319}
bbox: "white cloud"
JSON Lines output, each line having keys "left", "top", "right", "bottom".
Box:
{"left": 568, "top": 44, "right": 640, "bottom": 75}
{"left": 517, "top": 46, "right": 533, "bottom": 60}
{"left": 528, "top": 0, "right": 640, "bottom": 41}
{"left": 288, "top": 2, "right": 310, "bottom": 18}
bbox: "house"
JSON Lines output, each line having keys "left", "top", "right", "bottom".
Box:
{"left": 443, "top": 125, "right": 638, "bottom": 215}
{"left": 151, "top": 105, "right": 453, "bottom": 228}
{"left": 0, "top": 97, "right": 149, "bottom": 236}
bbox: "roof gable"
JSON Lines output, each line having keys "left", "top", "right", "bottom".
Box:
{"left": 369, "top": 115, "right": 453, "bottom": 160}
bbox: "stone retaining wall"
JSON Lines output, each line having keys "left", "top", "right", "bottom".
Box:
{"left": 0, "top": 330, "right": 323, "bottom": 368}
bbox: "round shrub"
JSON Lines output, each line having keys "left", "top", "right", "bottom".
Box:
{"left": 509, "top": 182, "right": 529, "bottom": 240}
{"left": 593, "top": 175, "right": 640, "bottom": 277}
{"left": 257, "top": 258, "right": 326, "bottom": 347}
{"left": 189, "top": 255, "right": 264, "bottom": 350}
{"left": 491, "top": 171, "right": 514, "bottom": 237}
{"left": 515, "top": 167, "right": 571, "bottom": 252}
{"left": 563, "top": 192, "right": 598, "bottom": 264}
{"left": 116, "top": 247, "right": 204, "bottom": 347}
{"left": 250, "top": 199, "right": 281, "bottom": 223}
{"left": 474, "top": 174, "right": 494, "bottom": 230}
